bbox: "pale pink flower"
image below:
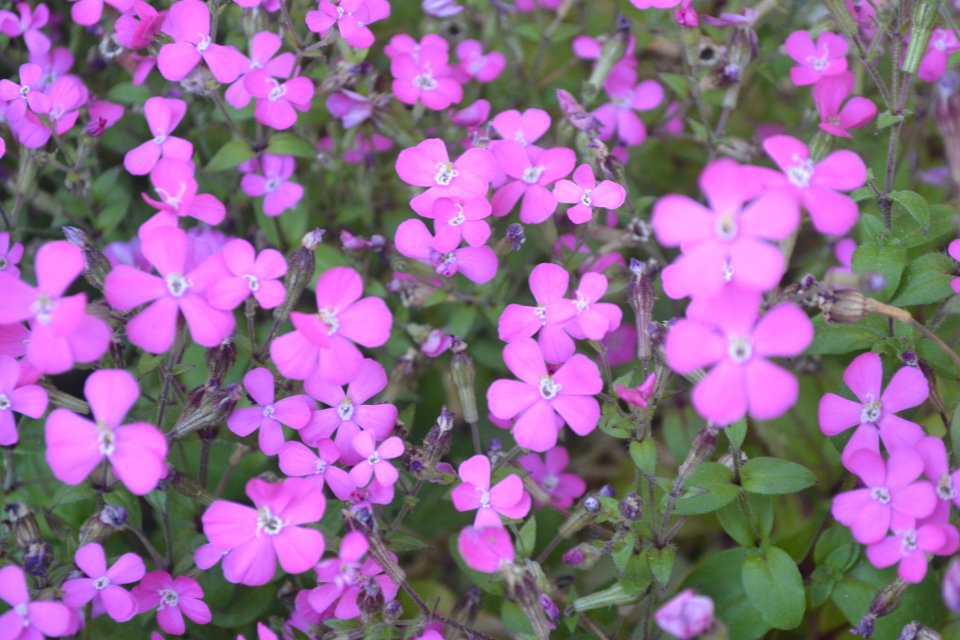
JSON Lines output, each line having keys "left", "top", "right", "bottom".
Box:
{"left": 45, "top": 370, "right": 167, "bottom": 495}
{"left": 0, "top": 241, "right": 111, "bottom": 374}
{"left": 395, "top": 138, "right": 496, "bottom": 217}
{"left": 814, "top": 73, "right": 877, "bottom": 138}
{"left": 124, "top": 97, "right": 193, "bottom": 176}
{"left": 457, "top": 526, "right": 515, "bottom": 573}
{"left": 278, "top": 439, "right": 350, "bottom": 488}
{"left": 157, "top": 0, "right": 244, "bottom": 83}
{"left": 141, "top": 159, "right": 226, "bottom": 230}
{"left": 271, "top": 267, "right": 392, "bottom": 384}
{"left": 306, "top": 0, "right": 390, "bottom": 49}
{"left": 451, "top": 454, "right": 531, "bottom": 527}
{"left": 0, "top": 355, "right": 48, "bottom": 445}
{"left": 487, "top": 338, "right": 602, "bottom": 451}
{"left": 818, "top": 352, "right": 927, "bottom": 465}
{"left": 518, "top": 446, "right": 586, "bottom": 509}
{"left": 452, "top": 98, "right": 491, "bottom": 129}
{"left": 833, "top": 448, "right": 937, "bottom": 544}
{"left": 201, "top": 477, "right": 326, "bottom": 586}
{"left": 240, "top": 154, "right": 303, "bottom": 216}
{"left": 593, "top": 64, "right": 663, "bottom": 146}
{"left": 225, "top": 31, "right": 295, "bottom": 109}
{"left": 0, "top": 565, "right": 73, "bottom": 638}
{"left": 867, "top": 524, "right": 958, "bottom": 583}
{"left": 654, "top": 589, "right": 715, "bottom": 640}
{"left": 114, "top": 0, "right": 164, "bottom": 49}
{"left": 491, "top": 141, "right": 576, "bottom": 223}
{"left": 665, "top": 287, "right": 812, "bottom": 425}
{"left": 70, "top": 0, "right": 133, "bottom": 26}
{"left": 132, "top": 572, "right": 211, "bottom": 636}
{"left": 0, "top": 63, "right": 52, "bottom": 122}
{"left": 391, "top": 34, "right": 463, "bottom": 110}
{"left": 455, "top": 40, "right": 505, "bottom": 83}
{"left": 919, "top": 29, "right": 960, "bottom": 82}
{"left": 553, "top": 164, "right": 626, "bottom": 224}
{"left": 228, "top": 368, "right": 313, "bottom": 456}
{"left": 498, "top": 262, "right": 579, "bottom": 363}
{"left": 62, "top": 543, "right": 144, "bottom": 622}
{"left": 393, "top": 218, "right": 499, "bottom": 285}
{"left": 348, "top": 431, "right": 404, "bottom": 487}
{"left": 207, "top": 239, "right": 286, "bottom": 311}
{"left": 0, "top": 3, "right": 50, "bottom": 53}
{"left": 306, "top": 531, "right": 399, "bottom": 620}
{"left": 785, "top": 30, "right": 849, "bottom": 86}
{"left": 0, "top": 232, "right": 24, "bottom": 277}
{"left": 244, "top": 71, "right": 314, "bottom": 131}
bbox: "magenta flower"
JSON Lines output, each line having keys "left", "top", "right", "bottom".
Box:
{"left": 123, "top": 97, "right": 193, "bottom": 176}
{"left": 326, "top": 90, "right": 373, "bottom": 128}
{"left": 748, "top": 134, "right": 866, "bottom": 236}
{"left": 867, "top": 524, "right": 957, "bottom": 584}
{"left": 654, "top": 589, "right": 715, "bottom": 640}
{"left": 244, "top": 71, "right": 314, "bottom": 131}
{"left": 278, "top": 439, "right": 350, "bottom": 488}
{"left": 919, "top": 29, "right": 960, "bottom": 82}
{"left": 62, "top": 543, "right": 145, "bottom": 623}
{"left": 207, "top": 239, "right": 286, "bottom": 311}
{"left": 70, "top": 0, "right": 133, "bottom": 26}
{"left": 951, "top": 239, "right": 960, "bottom": 293}
{"left": 455, "top": 39, "right": 506, "bottom": 83}
{"left": 814, "top": 73, "right": 876, "bottom": 138}
{"left": 593, "top": 64, "right": 663, "bottom": 146}
{"left": 665, "top": 287, "right": 812, "bottom": 425}
{"left": 0, "top": 63, "right": 52, "bottom": 122}
{"left": 132, "top": 572, "right": 211, "bottom": 636}
{"left": 228, "top": 368, "right": 313, "bottom": 456}
{"left": 0, "top": 565, "right": 73, "bottom": 638}
{"left": 0, "top": 3, "right": 50, "bottom": 53}
{"left": 104, "top": 226, "right": 234, "bottom": 353}
{"left": 114, "top": 0, "right": 164, "bottom": 49}
{"left": 564, "top": 272, "right": 623, "bottom": 344}
{"left": 240, "top": 154, "right": 303, "bottom": 216}
{"left": 832, "top": 448, "right": 937, "bottom": 544}
{"left": 0, "top": 241, "right": 111, "bottom": 374}
{"left": 617, "top": 373, "right": 657, "bottom": 410}
{"left": 271, "top": 266, "right": 392, "bottom": 385}
{"left": 306, "top": 0, "right": 390, "bottom": 49}
{"left": 45, "top": 370, "right": 167, "bottom": 495}
{"left": 391, "top": 34, "right": 463, "bottom": 110}
{"left": 202, "top": 477, "right": 326, "bottom": 586}
{"left": 301, "top": 358, "right": 397, "bottom": 464}
{"left": 492, "top": 141, "right": 575, "bottom": 223}
{"left": 487, "top": 338, "right": 602, "bottom": 452}
{"left": 141, "top": 159, "right": 226, "bottom": 229}
{"left": 492, "top": 108, "right": 551, "bottom": 148}
{"left": 552, "top": 164, "right": 626, "bottom": 224}
{"left": 341, "top": 133, "right": 395, "bottom": 164}
{"left": 395, "top": 139, "right": 496, "bottom": 217}
{"left": 653, "top": 159, "right": 799, "bottom": 299}
{"left": 498, "top": 263, "right": 578, "bottom": 364}
{"left": 919, "top": 437, "right": 960, "bottom": 516}
{"left": 0, "top": 232, "right": 24, "bottom": 277}
{"left": 225, "top": 31, "right": 295, "bottom": 109}
{"left": 157, "top": 0, "right": 243, "bottom": 83}
{"left": 306, "top": 531, "right": 399, "bottom": 620}
{"left": 432, "top": 197, "right": 492, "bottom": 248}
{"left": 457, "top": 526, "right": 515, "bottom": 573}
{"left": 348, "top": 431, "right": 404, "bottom": 487}
{"left": 394, "top": 218, "right": 498, "bottom": 285}
{"left": 451, "top": 454, "right": 531, "bottom": 528}
{"left": 0, "top": 354, "right": 48, "bottom": 445}
{"left": 784, "top": 30, "right": 848, "bottom": 86}
{"left": 518, "top": 446, "right": 586, "bottom": 509}
{"left": 818, "top": 352, "right": 927, "bottom": 464}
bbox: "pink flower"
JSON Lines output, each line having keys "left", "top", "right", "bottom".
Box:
{"left": 457, "top": 526, "right": 515, "bottom": 573}
{"left": 45, "top": 370, "right": 167, "bottom": 495}
{"left": 498, "top": 263, "right": 579, "bottom": 363}
{"left": 492, "top": 108, "right": 551, "bottom": 148}
{"left": 207, "top": 239, "right": 286, "bottom": 310}
{"left": 114, "top": 0, "right": 164, "bottom": 49}
{"left": 70, "top": 0, "right": 133, "bottom": 26}
{"left": 240, "top": 154, "right": 303, "bottom": 216}
{"left": 451, "top": 454, "right": 531, "bottom": 527}
{"left": 617, "top": 373, "right": 657, "bottom": 410}
{"left": 918, "top": 436, "right": 960, "bottom": 525}
{"left": 301, "top": 358, "right": 397, "bottom": 463}
{"left": 105, "top": 226, "right": 234, "bottom": 353}
{"left": 0, "top": 241, "right": 111, "bottom": 374}
{"left": 306, "top": 531, "right": 399, "bottom": 620}
{"left": 341, "top": 133, "right": 395, "bottom": 164}
{"left": 491, "top": 141, "right": 576, "bottom": 223}
{"left": 394, "top": 218, "right": 499, "bottom": 284}
{"left": 420, "top": 329, "right": 453, "bottom": 357}
{"left": 278, "top": 439, "right": 350, "bottom": 488}
{"left": 487, "top": 338, "right": 603, "bottom": 451}
{"left": 348, "top": 431, "right": 404, "bottom": 487}
{"left": 86, "top": 99, "right": 125, "bottom": 135}
{"left": 244, "top": 71, "right": 314, "bottom": 131}
{"left": 271, "top": 267, "right": 393, "bottom": 384}
{"left": 654, "top": 589, "right": 715, "bottom": 640}
{"left": 132, "top": 572, "right": 211, "bottom": 636}
{"left": 306, "top": 0, "right": 390, "bottom": 49}
{"left": 785, "top": 30, "right": 849, "bottom": 86}
{"left": 62, "top": 543, "right": 144, "bottom": 622}
{"left": 0, "top": 3, "right": 50, "bottom": 53}
{"left": 432, "top": 197, "right": 491, "bottom": 248}
{"left": 552, "top": 164, "right": 626, "bottom": 224}
{"left": 0, "top": 355, "right": 48, "bottom": 445}
{"left": 814, "top": 73, "right": 877, "bottom": 138}
{"left": 455, "top": 39, "right": 505, "bottom": 83}
{"left": 951, "top": 239, "right": 960, "bottom": 293}
{"left": 391, "top": 34, "right": 463, "bottom": 110}
{"left": 593, "top": 64, "right": 663, "bottom": 146}
{"left": 44, "top": 76, "right": 88, "bottom": 138}
{"left": 565, "top": 271, "right": 622, "bottom": 343}
{"left": 124, "top": 97, "right": 193, "bottom": 176}
{"left": 748, "top": 134, "right": 866, "bottom": 236}
{"left": 833, "top": 448, "right": 937, "bottom": 544}
{"left": 0, "top": 232, "right": 24, "bottom": 279}
{"left": 141, "top": 159, "right": 227, "bottom": 229}
{"left": 225, "top": 31, "right": 295, "bottom": 109}
{"left": 395, "top": 138, "right": 496, "bottom": 217}
{"left": 0, "top": 565, "right": 73, "bottom": 638}
{"left": 423, "top": 0, "right": 463, "bottom": 18}
{"left": 326, "top": 472, "right": 395, "bottom": 505}
{"left": 818, "top": 352, "right": 927, "bottom": 465}
{"left": 919, "top": 29, "right": 960, "bottom": 82}
{"left": 653, "top": 159, "right": 799, "bottom": 299}
{"left": 518, "top": 446, "right": 586, "bottom": 509}
{"left": 631, "top": 0, "right": 684, "bottom": 7}
{"left": 867, "top": 524, "right": 957, "bottom": 583}
{"left": 201, "top": 477, "right": 326, "bottom": 586}
{"left": 158, "top": 0, "right": 244, "bottom": 83}
{"left": 665, "top": 287, "right": 812, "bottom": 425}
{"left": 228, "top": 368, "right": 313, "bottom": 456}
{"left": 326, "top": 90, "right": 373, "bottom": 128}
{"left": 0, "top": 63, "right": 52, "bottom": 122}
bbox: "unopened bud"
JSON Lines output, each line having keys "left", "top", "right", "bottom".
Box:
{"left": 629, "top": 259, "right": 656, "bottom": 362}
{"left": 556, "top": 88, "right": 600, "bottom": 133}
{"left": 205, "top": 337, "right": 237, "bottom": 386}
{"left": 451, "top": 344, "right": 479, "bottom": 424}
{"left": 79, "top": 504, "right": 127, "bottom": 545}
{"left": 501, "top": 564, "right": 552, "bottom": 640}
{"left": 23, "top": 542, "right": 52, "bottom": 581}
{"left": 899, "top": 622, "right": 941, "bottom": 640}
{"left": 507, "top": 223, "right": 526, "bottom": 251}
{"left": 563, "top": 543, "right": 603, "bottom": 570}
{"left": 902, "top": 0, "right": 941, "bottom": 76}
{"left": 273, "top": 229, "right": 324, "bottom": 323}
{"left": 452, "top": 587, "right": 482, "bottom": 625}
{"left": 598, "top": 484, "right": 616, "bottom": 498}
{"left": 619, "top": 492, "right": 643, "bottom": 521}
{"left": 63, "top": 227, "right": 111, "bottom": 291}
{"left": 382, "top": 599, "right": 402, "bottom": 624}
{"left": 944, "top": 557, "right": 960, "bottom": 612}
{"left": 5, "top": 503, "right": 41, "bottom": 547}
{"left": 820, "top": 289, "right": 867, "bottom": 324}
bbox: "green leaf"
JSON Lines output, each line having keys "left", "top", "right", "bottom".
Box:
{"left": 814, "top": 523, "right": 860, "bottom": 573}
{"left": 205, "top": 139, "right": 254, "bottom": 172}
{"left": 950, "top": 400, "right": 960, "bottom": 462}
{"left": 682, "top": 548, "right": 770, "bottom": 640}
{"left": 629, "top": 438, "right": 657, "bottom": 475}
{"left": 725, "top": 418, "right": 747, "bottom": 449}
{"left": 266, "top": 133, "right": 317, "bottom": 159}
{"left": 598, "top": 403, "right": 632, "bottom": 439}
{"left": 105, "top": 82, "right": 153, "bottom": 104}
{"left": 646, "top": 547, "right": 675, "bottom": 588}
{"left": 876, "top": 110, "right": 908, "bottom": 129}
{"left": 887, "top": 190, "right": 929, "bottom": 231}
{"left": 806, "top": 316, "right": 885, "bottom": 355}
{"left": 387, "top": 532, "right": 431, "bottom": 553}
{"left": 740, "top": 457, "right": 817, "bottom": 495}
{"left": 622, "top": 553, "right": 653, "bottom": 596}
{"left": 572, "top": 583, "right": 640, "bottom": 612}
{"left": 741, "top": 546, "right": 806, "bottom": 630}
{"left": 659, "top": 73, "right": 690, "bottom": 99}
{"left": 890, "top": 253, "right": 955, "bottom": 307}
{"left": 671, "top": 462, "right": 740, "bottom": 515}
{"left": 851, "top": 243, "right": 908, "bottom": 301}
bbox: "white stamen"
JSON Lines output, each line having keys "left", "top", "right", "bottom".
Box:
{"left": 539, "top": 376, "right": 561, "bottom": 400}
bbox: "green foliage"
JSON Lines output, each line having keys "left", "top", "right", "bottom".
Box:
{"left": 739, "top": 457, "right": 817, "bottom": 495}
{"left": 741, "top": 546, "right": 807, "bottom": 630}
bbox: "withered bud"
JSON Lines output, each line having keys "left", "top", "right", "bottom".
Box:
{"left": 629, "top": 258, "right": 656, "bottom": 362}
{"left": 169, "top": 383, "right": 242, "bottom": 440}
{"left": 820, "top": 289, "right": 867, "bottom": 324}
{"left": 451, "top": 346, "right": 479, "bottom": 424}
{"left": 556, "top": 89, "right": 600, "bottom": 133}
{"left": 451, "top": 587, "right": 482, "bottom": 625}
{"left": 205, "top": 337, "right": 237, "bottom": 386}
{"left": 507, "top": 223, "right": 526, "bottom": 251}
{"left": 79, "top": 504, "right": 127, "bottom": 546}
{"left": 63, "top": 227, "right": 111, "bottom": 291}
{"left": 358, "top": 576, "right": 385, "bottom": 618}
{"left": 23, "top": 542, "right": 52, "bottom": 580}
{"left": 899, "top": 622, "right": 942, "bottom": 640}
{"left": 6, "top": 503, "right": 41, "bottom": 547}
{"left": 273, "top": 229, "right": 324, "bottom": 324}
{"left": 618, "top": 492, "right": 643, "bottom": 521}
{"left": 501, "top": 564, "right": 552, "bottom": 640}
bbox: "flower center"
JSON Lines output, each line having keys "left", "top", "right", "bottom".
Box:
{"left": 196, "top": 34, "right": 211, "bottom": 53}
{"left": 522, "top": 165, "right": 545, "bottom": 185}
{"left": 158, "top": 588, "right": 179, "bottom": 609}
{"left": 267, "top": 80, "right": 287, "bottom": 102}
{"left": 477, "top": 487, "right": 491, "bottom": 508}
{"left": 727, "top": 336, "right": 752, "bottom": 363}
{"left": 256, "top": 506, "right": 285, "bottom": 536}
{"left": 262, "top": 404, "right": 276, "bottom": 419}
{"left": 539, "top": 376, "right": 561, "bottom": 400}
{"left": 337, "top": 397, "right": 355, "bottom": 421}
{"left": 315, "top": 459, "right": 327, "bottom": 474}
{"left": 93, "top": 576, "right": 110, "bottom": 590}
{"left": 449, "top": 203, "right": 465, "bottom": 226}
{"left": 166, "top": 273, "right": 190, "bottom": 297}
{"left": 336, "top": 5, "right": 345, "bottom": 18}
{"left": 900, "top": 529, "right": 918, "bottom": 555}
{"left": 542, "top": 475, "right": 559, "bottom": 493}
{"left": 413, "top": 72, "right": 437, "bottom": 90}
{"left": 367, "top": 451, "right": 380, "bottom": 465}
{"left": 96, "top": 420, "right": 116, "bottom": 456}
{"left": 860, "top": 397, "right": 882, "bottom": 423}
{"left": 787, "top": 156, "right": 815, "bottom": 189}
{"left": 870, "top": 486, "right": 891, "bottom": 504}
{"left": 513, "top": 131, "right": 528, "bottom": 146}
{"left": 807, "top": 54, "right": 829, "bottom": 71}
{"left": 154, "top": 181, "right": 188, "bottom": 209}
{"left": 432, "top": 251, "right": 459, "bottom": 278}
{"left": 715, "top": 213, "right": 738, "bottom": 241}
{"left": 580, "top": 189, "right": 593, "bottom": 207}
{"left": 722, "top": 260, "right": 735, "bottom": 282}
{"left": 318, "top": 307, "right": 340, "bottom": 335}
{"left": 938, "top": 474, "right": 956, "bottom": 500}
{"left": 534, "top": 304, "right": 547, "bottom": 326}
{"left": 575, "top": 292, "right": 590, "bottom": 314}
{"left": 31, "top": 294, "right": 57, "bottom": 325}
{"left": 243, "top": 274, "right": 260, "bottom": 291}
{"left": 265, "top": 177, "right": 281, "bottom": 192}
{"left": 19, "top": 85, "right": 29, "bottom": 99}
{"left": 0, "top": 394, "right": 10, "bottom": 411}
{"left": 153, "top": 134, "right": 167, "bottom": 145}
{"left": 434, "top": 162, "right": 458, "bottom": 186}
{"left": 14, "top": 603, "right": 28, "bottom": 618}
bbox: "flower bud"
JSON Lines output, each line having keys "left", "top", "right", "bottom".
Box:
{"left": 273, "top": 229, "right": 324, "bottom": 323}
{"left": 943, "top": 557, "right": 960, "bottom": 612}
{"left": 556, "top": 89, "right": 600, "bottom": 133}
{"left": 598, "top": 484, "right": 616, "bottom": 498}
{"left": 451, "top": 342, "right": 479, "bottom": 425}
{"left": 23, "top": 542, "right": 52, "bottom": 582}
{"left": 619, "top": 492, "right": 643, "bottom": 521}
{"left": 559, "top": 497, "right": 600, "bottom": 539}
{"left": 562, "top": 543, "right": 603, "bottom": 570}
{"left": 451, "top": 587, "right": 482, "bottom": 625}
{"left": 169, "top": 383, "right": 241, "bottom": 440}
{"left": 382, "top": 599, "right": 402, "bottom": 624}
{"left": 205, "top": 337, "right": 237, "bottom": 386}
{"left": 63, "top": 227, "right": 111, "bottom": 291}
{"left": 902, "top": 0, "right": 941, "bottom": 76}
{"left": 79, "top": 504, "right": 128, "bottom": 546}
{"left": 629, "top": 258, "right": 657, "bottom": 363}
{"left": 501, "top": 564, "right": 552, "bottom": 640}
{"left": 507, "top": 223, "right": 526, "bottom": 251}
{"left": 5, "top": 503, "right": 41, "bottom": 547}
{"left": 899, "top": 622, "right": 942, "bottom": 640}
{"left": 820, "top": 289, "right": 868, "bottom": 324}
